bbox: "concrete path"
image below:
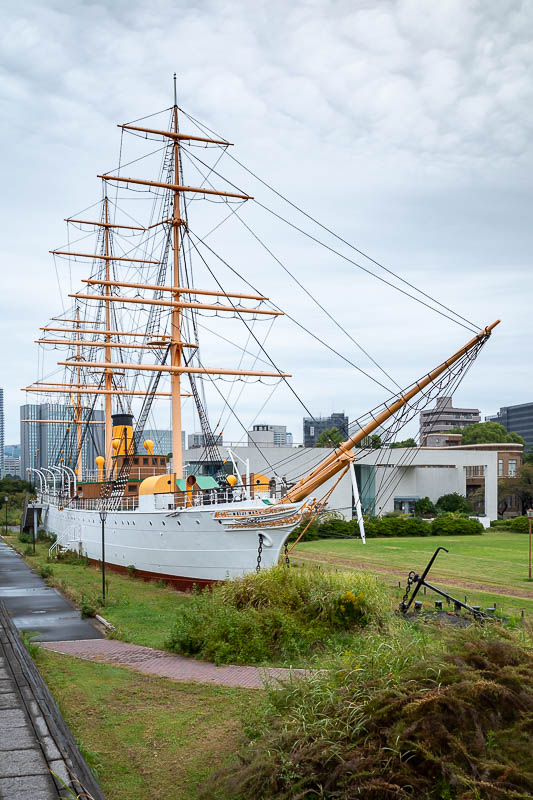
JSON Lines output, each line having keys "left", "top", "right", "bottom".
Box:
{"left": 41, "top": 639, "right": 317, "bottom": 689}
{"left": 0, "top": 602, "right": 105, "bottom": 800}
{"left": 0, "top": 540, "right": 103, "bottom": 642}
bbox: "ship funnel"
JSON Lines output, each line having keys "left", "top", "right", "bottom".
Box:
{"left": 111, "top": 413, "right": 135, "bottom": 456}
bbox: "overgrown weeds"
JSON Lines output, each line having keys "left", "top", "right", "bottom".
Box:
{"left": 204, "top": 624, "right": 533, "bottom": 800}
{"left": 166, "top": 566, "right": 391, "bottom": 665}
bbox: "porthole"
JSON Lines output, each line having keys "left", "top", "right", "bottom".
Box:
{"left": 149, "top": 521, "right": 153, "bottom": 526}
{"left": 177, "top": 520, "right": 181, "bottom": 526}
{"left": 196, "top": 519, "right": 201, "bottom": 525}
{"left": 162, "top": 521, "right": 166, "bottom": 526}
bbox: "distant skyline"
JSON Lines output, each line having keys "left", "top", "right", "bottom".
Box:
{"left": 2, "top": 1, "right": 532, "bottom": 442}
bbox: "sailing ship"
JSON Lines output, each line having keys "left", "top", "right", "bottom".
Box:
{"left": 22, "top": 81, "right": 499, "bottom": 588}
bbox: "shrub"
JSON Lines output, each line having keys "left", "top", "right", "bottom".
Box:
{"left": 166, "top": 567, "right": 390, "bottom": 665}
{"left": 80, "top": 593, "right": 101, "bottom": 618}
{"left": 510, "top": 516, "right": 529, "bottom": 533}
{"left": 204, "top": 626, "right": 533, "bottom": 800}
{"left": 414, "top": 496, "right": 437, "bottom": 517}
{"left": 436, "top": 492, "right": 473, "bottom": 513}
{"left": 431, "top": 513, "right": 483, "bottom": 536}
{"left": 490, "top": 519, "right": 513, "bottom": 528}
{"left": 40, "top": 564, "right": 53, "bottom": 579}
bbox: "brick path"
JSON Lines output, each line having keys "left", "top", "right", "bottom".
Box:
{"left": 41, "top": 639, "right": 316, "bottom": 689}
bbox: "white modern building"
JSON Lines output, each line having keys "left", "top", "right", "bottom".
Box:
{"left": 184, "top": 444, "right": 498, "bottom": 525}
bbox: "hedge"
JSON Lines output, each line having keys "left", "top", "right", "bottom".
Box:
{"left": 291, "top": 513, "right": 483, "bottom": 541}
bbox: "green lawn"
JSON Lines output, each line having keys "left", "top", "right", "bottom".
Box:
{"left": 2, "top": 534, "right": 189, "bottom": 649}
{"left": 295, "top": 531, "right": 533, "bottom": 618}
{"left": 37, "top": 649, "right": 257, "bottom": 800}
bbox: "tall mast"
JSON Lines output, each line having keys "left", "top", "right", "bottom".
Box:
{"left": 75, "top": 308, "right": 82, "bottom": 479}
{"left": 171, "top": 74, "right": 184, "bottom": 478}
{"left": 103, "top": 197, "right": 113, "bottom": 471}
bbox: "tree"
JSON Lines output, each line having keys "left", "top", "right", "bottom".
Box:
{"left": 414, "top": 496, "right": 436, "bottom": 517}
{"left": 523, "top": 451, "right": 533, "bottom": 466}
{"left": 390, "top": 437, "right": 417, "bottom": 449}
{"left": 436, "top": 492, "right": 473, "bottom": 513}
{"left": 449, "top": 422, "right": 525, "bottom": 446}
{"left": 369, "top": 434, "right": 381, "bottom": 449}
{"left": 498, "top": 464, "right": 533, "bottom": 515}
{"left": 315, "top": 427, "right": 343, "bottom": 448}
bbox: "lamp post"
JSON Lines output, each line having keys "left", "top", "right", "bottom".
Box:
{"left": 527, "top": 509, "right": 533, "bottom": 581}
{"left": 99, "top": 510, "right": 107, "bottom": 602}
{"left": 4, "top": 497, "right": 8, "bottom": 536}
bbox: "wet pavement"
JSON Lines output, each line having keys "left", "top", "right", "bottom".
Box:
{"left": 0, "top": 540, "right": 103, "bottom": 642}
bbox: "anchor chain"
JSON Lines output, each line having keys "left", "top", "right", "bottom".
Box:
{"left": 256, "top": 533, "right": 264, "bottom": 573}
{"left": 399, "top": 570, "right": 417, "bottom": 611}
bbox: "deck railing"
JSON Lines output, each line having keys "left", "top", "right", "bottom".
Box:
{"left": 37, "top": 487, "right": 277, "bottom": 513}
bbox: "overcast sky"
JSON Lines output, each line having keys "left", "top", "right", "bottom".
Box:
{"left": 1, "top": 0, "right": 532, "bottom": 445}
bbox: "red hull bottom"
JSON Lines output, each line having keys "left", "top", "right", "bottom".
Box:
{"left": 87, "top": 557, "right": 216, "bottom": 592}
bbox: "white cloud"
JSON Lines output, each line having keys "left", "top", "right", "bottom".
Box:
{"left": 0, "top": 0, "right": 532, "bottom": 444}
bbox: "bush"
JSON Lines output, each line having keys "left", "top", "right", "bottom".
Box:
{"left": 414, "top": 496, "right": 437, "bottom": 517}
{"left": 436, "top": 492, "right": 473, "bottom": 513}
{"left": 431, "top": 514, "right": 483, "bottom": 536}
{"left": 40, "top": 565, "right": 53, "bottom": 579}
{"left": 166, "top": 567, "right": 390, "bottom": 665}
{"left": 365, "top": 516, "right": 430, "bottom": 538}
{"left": 204, "top": 626, "right": 533, "bottom": 800}
{"left": 490, "top": 519, "right": 513, "bottom": 528}
{"left": 510, "top": 516, "right": 529, "bottom": 533}
{"left": 80, "top": 596, "right": 100, "bottom": 618}
{"left": 126, "top": 564, "right": 137, "bottom": 578}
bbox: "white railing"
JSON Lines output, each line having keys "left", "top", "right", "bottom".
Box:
{"left": 49, "top": 523, "right": 82, "bottom": 558}
{"left": 39, "top": 488, "right": 279, "bottom": 513}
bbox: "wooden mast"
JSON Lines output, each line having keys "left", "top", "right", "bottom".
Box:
{"left": 103, "top": 197, "right": 113, "bottom": 472}
{"left": 280, "top": 320, "right": 501, "bottom": 504}
{"left": 171, "top": 75, "right": 183, "bottom": 479}
{"left": 75, "top": 308, "right": 82, "bottom": 479}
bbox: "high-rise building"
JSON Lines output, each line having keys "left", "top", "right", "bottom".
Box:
{"left": 0, "top": 388, "right": 4, "bottom": 478}
{"left": 20, "top": 403, "right": 104, "bottom": 480}
{"left": 142, "top": 429, "right": 185, "bottom": 455}
{"left": 419, "top": 397, "right": 480, "bottom": 441}
{"left": 486, "top": 402, "right": 533, "bottom": 452}
{"left": 303, "top": 413, "right": 349, "bottom": 448}
{"left": 4, "top": 456, "right": 20, "bottom": 477}
{"left": 247, "top": 424, "right": 293, "bottom": 447}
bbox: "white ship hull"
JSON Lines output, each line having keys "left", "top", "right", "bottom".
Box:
{"left": 42, "top": 498, "right": 303, "bottom": 589}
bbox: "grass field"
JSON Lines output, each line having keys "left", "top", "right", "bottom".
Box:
{"left": 295, "top": 531, "right": 533, "bottom": 618}
{"left": 37, "top": 649, "right": 257, "bottom": 800}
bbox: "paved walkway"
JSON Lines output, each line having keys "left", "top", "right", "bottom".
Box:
{"left": 0, "top": 540, "right": 103, "bottom": 642}
{"left": 41, "top": 639, "right": 316, "bottom": 689}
